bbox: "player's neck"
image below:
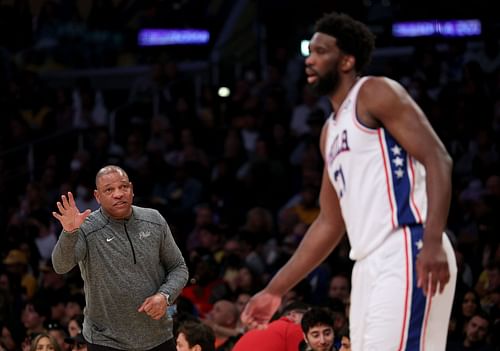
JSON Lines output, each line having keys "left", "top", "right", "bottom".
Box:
{"left": 330, "top": 76, "right": 359, "bottom": 112}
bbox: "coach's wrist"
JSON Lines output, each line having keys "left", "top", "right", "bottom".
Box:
{"left": 63, "top": 227, "right": 79, "bottom": 234}
{"left": 158, "top": 292, "right": 171, "bottom": 306}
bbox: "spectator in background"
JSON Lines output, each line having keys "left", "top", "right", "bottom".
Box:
{"left": 288, "top": 185, "right": 320, "bottom": 226}
{"left": 476, "top": 263, "right": 500, "bottom": 309}
{"left": 446, "top": 311, "right": 493, "bottom": 351}
{"left": 28, "top": 332, "right": 61, "bottom": 351}
{"left": 73, "top": 182, "right": 99, "bottom": 213}
{"left": 46, "top": 322, "right": 70, "bottom": 351}
{"left": 21, "top": 300, "right": 48, "bottom": 341}
{"left": 64, "top": 295, "right": 85, "bottom": 324}
{"left": 326, "top": 273, "right": 350, "bottom": 306}
{"left": 3, "top": 250, "right": 37, "bottom": 300}
{"left": 450, "top": 289, "right": 482, "bottom": 342}
{"left": 299, "top": 307, "right": 335, "bottom": 351}
{"left": 338, "top": 328, "right": 351, "bottom": 351}
{"left": 72, "top": 77, "right": 108, "bottom": 129}
{"left": 289, "top": 87, "right": 330, "bottom": 139}
{"left": 66, "top": 315, "right": 83, "bottom": 338}
{"left": 232, "top": 301, "right": 309, "bottom": 351}
{"left": 185, "top": 204, "right": 215, "bottom": 253}
{"left": 289, "top": 108, "right": 324, "bottom": 169}
{"left": 0, "top": 323, "right": 17, "bottom": 351}
{"left": 181, "top": 252, "right": 229, "bottom": 318}
{"left": 28, "top": 210, "right": 57, "bottom": 261}
{"left": 202, "top": 300, "right": 239, "bottom": 350}
{"left": 175, "top": 321, "right": 215, "bottom": 351}
{"left": 64, "top": 333, "right": 87, "bottom": 351}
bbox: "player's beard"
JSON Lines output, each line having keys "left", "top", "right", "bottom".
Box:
{"left": 308, "top": 63, "right": 340, "bottom": 96}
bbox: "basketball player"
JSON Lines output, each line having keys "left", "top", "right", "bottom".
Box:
{"left": 241, "top": 12, "right": 457, "bottom": 350}
{"left": 52, "top": 165, "right": 188, "bottom": 351}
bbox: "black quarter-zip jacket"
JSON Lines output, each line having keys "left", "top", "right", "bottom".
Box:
{"left": 52, "top": 206, "right": 189, "bottom": 350}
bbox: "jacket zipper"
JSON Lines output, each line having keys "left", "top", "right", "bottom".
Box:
{"left": 124, "top": 223, "right": 137, "bottom": 264}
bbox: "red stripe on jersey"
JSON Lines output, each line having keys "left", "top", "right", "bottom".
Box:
{"left": 408, "top": 156, "right": 423, "bottom": 223}
{"left": 421, "top": 291, "right": 433, "bottom": 351}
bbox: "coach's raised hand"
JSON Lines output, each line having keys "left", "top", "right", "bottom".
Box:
{"left": 52, "top": 192, "right": 91, "bottom": 232}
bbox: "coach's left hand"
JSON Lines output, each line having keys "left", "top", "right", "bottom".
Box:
{"left": 138, "top": 293, "right": 168, "bottom": 320}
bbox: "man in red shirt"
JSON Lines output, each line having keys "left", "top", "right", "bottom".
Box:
{"left": 232, "top": 302, "right": 310, "bottom": 351}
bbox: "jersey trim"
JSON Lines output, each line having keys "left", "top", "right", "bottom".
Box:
{"left": 378, "top": 129, "right": 397, "bottom": 228}
{"left": 404, "top": 225, "right": 428, "bottom": 351}
{"left": 379, "top": 129, "right": 423, "bottom": 228}
{"left": 398, "top": 226, "right": 412, "bottom": 350}
{"left": 408, "top": 156, "right": 423, "bottom": 223}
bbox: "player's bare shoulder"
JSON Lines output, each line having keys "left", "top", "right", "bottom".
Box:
{"left": 359, "top": 76, "right": 406, "bottom": 104}
{"left": 358, "top": 76, "right": 413, "bottom": 126}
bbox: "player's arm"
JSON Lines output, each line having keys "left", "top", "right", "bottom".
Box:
{"left": 265, "top": 123, "right": 346, "bottom": 296}
{"left": 360, "top": 77, "right": 452, "bottom": 295}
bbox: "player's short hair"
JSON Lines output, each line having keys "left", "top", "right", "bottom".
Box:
{"left": 314, "top": 12, "right": 375, "bottom": 73}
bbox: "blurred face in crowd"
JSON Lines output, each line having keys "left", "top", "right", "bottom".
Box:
{"left": 67, "top": 320, "right": 81, "bottom": 337}
{"left": 235, "top": 293, "right": 251, "bottom": 314}
{"left": 328, "top": 275, "right": 350, "bottom": 302}
{"left": 339, "top": 336, "right": 351, "bottom": 351}
{"left": 69, "top": 342, "right": 86, "bottom": 351}
{"left": 47, "top": 329, "right": 66, "bottom": 351}
{"left": 206, "top": 300, "right": 237, "bottom": 327}
{"left": 65, "top": 302, "right": 82, "bottom": 321}
{"left": 465, "top": 315, "right": 489, "bottom": 345}
{"left": 21, "top": 304, "right": 44, "bottom": 330}
{"left": 195, "top": 207, "right": 213, "bottom": 227}
{"left": 176, "top": 333, "right": 194, "bottom": 351}
{"left": 462, "top": 291, "right": 478, "bottom": 317}
{"left": 304, "top": 324, "right": 334, "bottom": 351}
{"left": 35, "top": 336, "right": 56, "bottom": 351}
{"left": 1, "top": 326, "right": 16, "bottom": 351}
{"left": 94, "top": 170, "right": 134, "bottom": 220}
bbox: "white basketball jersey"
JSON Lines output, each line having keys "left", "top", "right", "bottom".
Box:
{"left": 325, "top": 77, "right": 427, "bottom": 260}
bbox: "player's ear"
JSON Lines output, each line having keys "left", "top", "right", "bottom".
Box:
{"left": 341, "top": 54, "right": 355, "bottom": 71}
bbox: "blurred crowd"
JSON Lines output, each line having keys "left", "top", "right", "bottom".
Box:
{"left": 1, "top": 1, "right": 500, "bottom": 351}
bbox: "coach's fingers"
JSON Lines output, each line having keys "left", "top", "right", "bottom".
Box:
{"left": 56, "top": 201, "right": 66, "bottom": 213}
{"left": 61, "top": 194, "right": 71, "bottom": 209}
{"left": 138, "top": 299, "right": 151, "bottom": 313}
{"left": 67, "top": 192, "right": 77, "bottom": 207}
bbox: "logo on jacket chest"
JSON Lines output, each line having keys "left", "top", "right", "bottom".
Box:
{"left": 139, "top": 231, "right": 152, "bottom": 239}
{"left": 328, "top": 129, "right": 350, "bottom": 165}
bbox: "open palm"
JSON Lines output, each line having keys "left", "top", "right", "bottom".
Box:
{"left": 52, "top": 192, "right": 91, "bottom": 232}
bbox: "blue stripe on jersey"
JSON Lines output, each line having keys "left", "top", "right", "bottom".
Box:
{"left": 406, "top": 225, "right": 427, "bottom": 351}
{"left": 383, "top": 131, "right": 417, "bottom": 226}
